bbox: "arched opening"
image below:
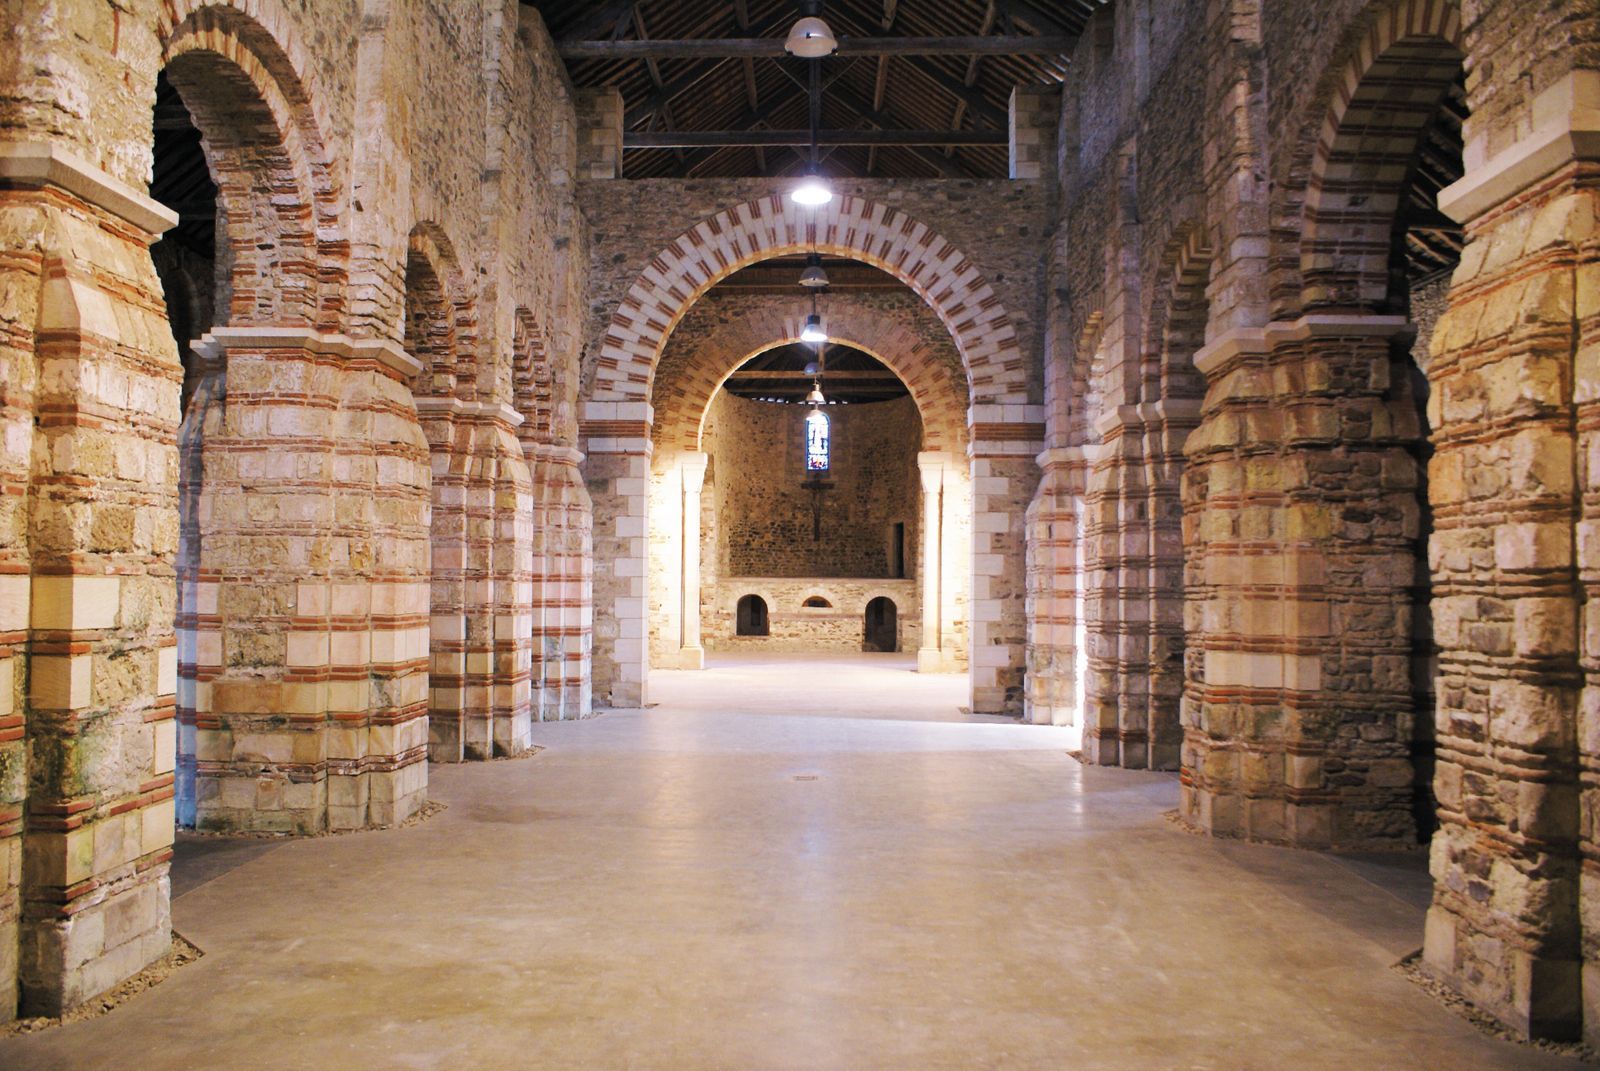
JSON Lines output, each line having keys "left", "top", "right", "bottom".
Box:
{"left": 150, "top": 71, "right": 217, "bottom": 829}
{"left": 736, "top": 595, "right": 769, "bottom": 637}
{"left": 403, "top": 244, "right": 459, "bottom": 761}
{"left": 1300, "top": 26, "right": 1465, "bottom": 844}
{"left": 1182, "top": 2, "right": 1465, "bottom": 850}
{"left": 585, "top": 196, "right": 1027, "bottom": 714}
{"left": 150, "top": 12, "right": 348, "bottom": 831}
{"left": 515, "top": 312, "right": 591, "bottom": 723}
{"left": 1397, "top": 72, "right": 1465, "bottom": 840}
{"left": 864, "top": 597, "right": 898, "bottom": 653}
{"left": 802, "top": 596, "right": 832, "bottom": 609}
{"left": 644, "top": 265, "right": 972, "bottom": 677}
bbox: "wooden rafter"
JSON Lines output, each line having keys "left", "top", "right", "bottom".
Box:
{"left": 772, "top": 62, "right": 976, "bottom": 179}
{"left": 556, "top": 36, "right": 1079, "bottom": 60}
{"left": 626, "top": 129, "right": 1010, "bottom": 148}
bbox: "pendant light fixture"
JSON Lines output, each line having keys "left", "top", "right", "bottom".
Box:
{"left": 798, "top": 253, "right": 830, "bottom": 288}
{"left": 789, "top": 4, "right": 833, "bottom": 208}
{"left": 791, "top": 170, "right": 832, "bottom": 207}
{"left": 784, "top": 15, "right": 837, "bottom": 58}
{"left": 800, "top": 301, "right": 827, "bottom": 343}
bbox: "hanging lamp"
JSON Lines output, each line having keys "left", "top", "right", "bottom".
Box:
{"left": 800, "top": 312, "right": 827, "bottom": 343}
{"left": 789, "top": 7, "right": 834, "bottom": 208}
{"left": 798, "top": 252, "right": 830, "bottom": 288}
{"left": 784, "top": 15, "right": 837, "bottom": 58}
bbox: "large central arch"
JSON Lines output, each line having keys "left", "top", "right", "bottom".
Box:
{"left": 647, "top": 297, "right": 975, "bottom": 678}
{"left": 580, "top": 195, "right": 1043, "bottom": 712}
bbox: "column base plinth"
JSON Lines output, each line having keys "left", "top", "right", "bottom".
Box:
{"left": 664, "top": 645, "right": 705, "bottom": 670}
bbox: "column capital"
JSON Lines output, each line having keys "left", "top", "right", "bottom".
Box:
{"left": 190, "top": 327, "right": 426, "bottom": 381}
{"left": 1193, "top": 315, "right": 1413, "bottom": 377}
{"left": 916, "top": 451, "right": 946, "bottom": 492}
{"left": 1441, "top": 70, "right": 1600, "bottom": 224}
{"left": 0, "top": 140, "right": 177, "bottom": 235}
{"left": 680, "top": 451, "right": 708, "bottom": 494}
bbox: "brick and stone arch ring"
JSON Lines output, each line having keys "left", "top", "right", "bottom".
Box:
{"left": 591, "top": 195, "right": 1029, "bottom": 411}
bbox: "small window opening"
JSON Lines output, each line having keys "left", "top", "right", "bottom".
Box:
{"left": 864, "top": 596, "right": 898, "bottom": 653}
{"left": 736, "top": 594, "right": 769, "bottom": 636}
{"left": 803, "top": 596, "right": 832, "bottom": 608}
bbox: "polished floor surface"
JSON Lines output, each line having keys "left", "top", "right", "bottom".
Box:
{"left": 1, "top": 653, "right": 1574, "bottom": 1069}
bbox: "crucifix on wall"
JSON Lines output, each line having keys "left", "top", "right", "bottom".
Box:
{"left": 804, "top": 473, "right": 832, "bottom": 541}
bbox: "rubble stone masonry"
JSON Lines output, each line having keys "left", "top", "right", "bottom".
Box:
{"left": 2, "top": 0, "right": 1599, "bottom": 1048}
{"left": 0, "top": 0, "right": 590, "bottom": 1019}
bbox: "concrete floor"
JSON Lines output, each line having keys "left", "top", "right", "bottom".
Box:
{"left": 1, "top": 653, "right": 1576, "bottom": 1070}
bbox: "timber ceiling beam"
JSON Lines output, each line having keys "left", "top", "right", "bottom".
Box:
{"left": 728, "top": 370, "right": 905, "bottom": 381}
{"left": 555, "top": 0, "right": 637, "bottom": 43}
{"left": 771, "top": 63, "right": 976, "bottom": 179}
{"left": 557, "top": 36, "right": 1077, "bottom": 60}
{"left": 620, "top": 8, "right": 794, "bottom": 128}
{"left": 625, "top": 129, "right": 1009, "bottom": 148}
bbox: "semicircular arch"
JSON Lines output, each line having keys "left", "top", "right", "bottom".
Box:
{"left": 650, "top": 298, "right": 969, "bottom": 459}
{"left": 160, "top": 2, "right": 346, "bottom": 329}
{"left": 593, "top": 195, "right": 1025, "bottom": 409}
{"left": 1296, "top": 0, "right": 1464, "bottom": 311}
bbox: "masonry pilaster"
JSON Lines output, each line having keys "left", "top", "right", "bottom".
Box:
{"left": 676, "top": 452, "right": 708, "bottom": 670}
{"left": 1025, "top": 448, "right": 1088, "bottom": 731}
{"left": 581, "top": 402, "right": 652, "bottom": 708}
{"left": 529, "top": 443, "right": 594, "bottom": 721}
{"left": 916, "top": 453, "right": 946, "bottom": 673}
{"left": 968, "top": 413, "right": 1045, "bottom": 714}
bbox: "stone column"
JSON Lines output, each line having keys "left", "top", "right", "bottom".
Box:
{"left": 414, "top": 399, "right": 535, "bottom": 760}
{"left": 678, "top": 453, "right": 708, "bottom": 669}
{"left": 1181, "top": 314, "right": 1423, "bottom": 849}
{"left": 1080, "top": 401, "right": 1201, "bottom": 768}
{"left": 1420, "top": 69, "right": 1594, "bottom": 1044}
{"left": 182, "top": 328, "right": 430, "bottom": 834}
{"left": 0, "top": 142, "right": 180, "bottom": 1017}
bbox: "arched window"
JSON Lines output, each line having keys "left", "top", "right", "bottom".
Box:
{"left": 736, "top": 594, "right": 769, "bottom": 636}
{"left": 802, "top": 596, "right": 831, "bottom": 608}
{"left": 805, "top": 408, "right": 829, "bottom": 472}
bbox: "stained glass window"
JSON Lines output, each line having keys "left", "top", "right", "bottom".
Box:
{"left": 805, "top": 408, "right": 829, "bottom": 472}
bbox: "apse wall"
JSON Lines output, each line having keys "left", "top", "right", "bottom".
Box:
{"left": 648, "top": 393, "right": 922, "bottom": 663}
{"left": 710, "top": 394, "right": 921, "bottom": 578}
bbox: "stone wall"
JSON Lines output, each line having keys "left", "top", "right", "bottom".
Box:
{"left": 577, "top": 180, "right": 1045, "bottom": 711}
{"left": 648, "top": 391, "right": 948, "bottom": 669}
{"left": 711, "top": 394, "right": 921, "bottom": 579}
{"left": 1032, "top": 0, "right": 1600, "bottom": 1045}
{"left": 0, "top": 0, "right": 590, "bottom": 1022}
{"left": 705, "top": 579, "right": 921, "bottom": 654}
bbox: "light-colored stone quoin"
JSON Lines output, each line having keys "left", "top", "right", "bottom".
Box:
{"left": 0, "top": 0, "right": 1596, "bottom": 1051}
